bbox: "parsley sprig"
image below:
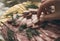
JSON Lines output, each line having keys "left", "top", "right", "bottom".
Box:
{"left": 19, "top": 24, "right": 40, "bottom": 40}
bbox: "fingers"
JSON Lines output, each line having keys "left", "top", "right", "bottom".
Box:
{"left": 44, "top": 13, "right": 60, "bottom": 21}
{"left": 37, "top": 0, "right": 54, "bottom": 18}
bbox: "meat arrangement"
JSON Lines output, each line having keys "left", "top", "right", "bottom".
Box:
{"left": 0, "top": 9, "right": 60, "bottom": 41}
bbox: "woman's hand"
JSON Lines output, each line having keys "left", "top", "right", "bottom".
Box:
{"left": 37, "top": 0, "right": 60, "bottom": 21}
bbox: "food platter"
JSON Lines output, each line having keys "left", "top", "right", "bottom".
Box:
{"left": 0, "top": 1, "right": 60, "bottom": 41}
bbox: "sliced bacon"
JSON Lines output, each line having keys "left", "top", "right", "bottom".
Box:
{"left": 16, "top": 33, "right": 29, "bottom": 41}
{"left": 34, "top": 36, "right": 44, "bottom": 41}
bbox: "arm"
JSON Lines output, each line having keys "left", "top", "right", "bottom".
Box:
{"left": 44, "top": 12, "right": 60, "bottom": 21}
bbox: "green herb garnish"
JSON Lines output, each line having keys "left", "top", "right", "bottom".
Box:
{"left": 26, "top": 4, "right": 38, "bottom": 9}
{"left": 7, "top": 28, "right": 15, "bottom": 41}
{"left": 6, "top": 13, "right": 17, "bottom": 26}
{"left": 0, "top": 39, "right": 3, "bottom": 41}
{"left": 26, "top": 28, "right": 33, "bottom": 40}
{"left": 19, "top": 24, "right": 27, "bottom": 31}
{"left": 26, "top": 28, "right": 40, "bottom": 40}
{"left": 16, "top": 14, "right": 20, "bottom": 19}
